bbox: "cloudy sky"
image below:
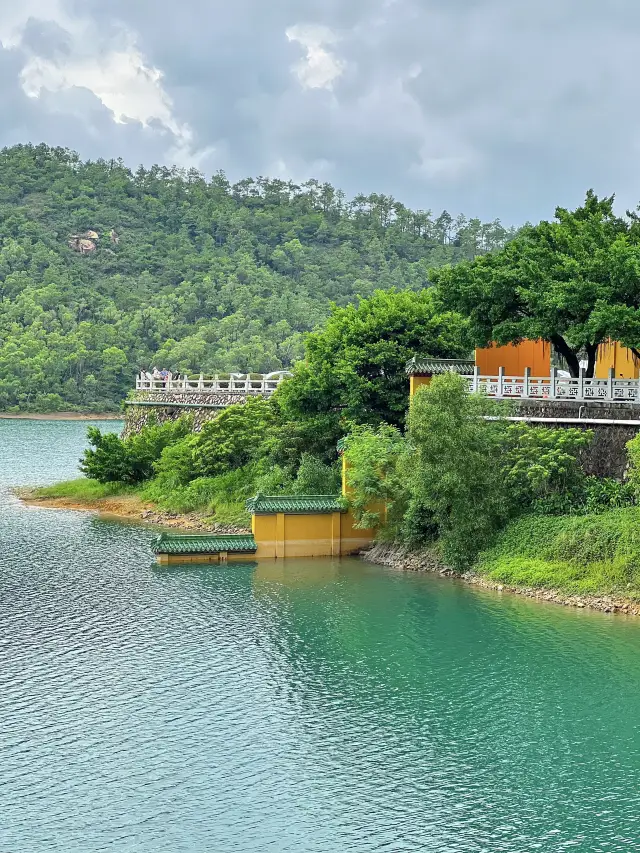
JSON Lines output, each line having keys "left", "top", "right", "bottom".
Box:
{"left": 0, "top": 0, "right": 638, "bottom": 224}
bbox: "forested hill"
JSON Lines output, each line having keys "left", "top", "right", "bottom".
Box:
{"left": 0, "top": 143, "right": 516, "bottom": 411}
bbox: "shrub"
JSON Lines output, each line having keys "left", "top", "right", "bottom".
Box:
{"left": 291, "top": 454, "right": 341, "bottom": 495}
{"left": 81, "top": 417, "right": 192, "bottom": 484}
{"left": 626, "top": 433, "right": 640, "bottom": 497}
{"left": 407, "top": 374, "right": 510, "bottom": 569}
{"left": 581, "top": 476, "right": 636, "bottom": 513}
{"left": 153, "top": 435, "right": 199, "bottom": 489}
{"left": 192, "top": 398, "right": 278, "bottom": 478}
{"left": 343, "top": 374, "right": 597, "bottom": 569}
{"left": 503, "top": 423, "right": 592, "bottom": 511}
{"left": 343, "top": 424, "right": 411, "bottom": 534}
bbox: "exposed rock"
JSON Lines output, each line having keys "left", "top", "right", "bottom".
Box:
{"left": 68, "top": 235, "right": 97, "bottom": 254}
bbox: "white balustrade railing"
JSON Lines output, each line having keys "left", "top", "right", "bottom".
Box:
{"left": 135, "top": 371, "right": 292, "bottom": 395}
{"left": 466, "top": 367, "right": 640, "bottom": 403}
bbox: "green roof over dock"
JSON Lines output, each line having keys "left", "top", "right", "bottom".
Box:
{"left": 152, "top": 533, "right": 257, "bottom": 555}
{"left": 246, "top": 495, "right": 345, "bottom": 514}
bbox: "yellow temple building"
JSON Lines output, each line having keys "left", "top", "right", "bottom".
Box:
{"left": 595, "top": 341, "right": 640, "bottom": 380}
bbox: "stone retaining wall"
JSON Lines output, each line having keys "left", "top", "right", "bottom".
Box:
{"left": 122, "top": 390, "right": 264, "bottom": 437}
{"left": 510, "top": 399, "right": 640, "bottom": 479}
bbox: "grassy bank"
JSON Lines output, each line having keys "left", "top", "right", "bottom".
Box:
{"left": 477, "top": 508, "right": 640, "bottom": 600}
{"left": 20, "top": 477, "right": 251, "bottom": 530}
{"left": 31, "top": 479, "right": 133, "bottom": 502}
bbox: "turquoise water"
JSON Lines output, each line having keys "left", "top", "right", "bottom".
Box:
{"left": 2, "top": 421, "right": 640, "bottom": 851}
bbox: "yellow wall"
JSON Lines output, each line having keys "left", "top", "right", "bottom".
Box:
{"left": 252, "top": 509, "right": 376, "bottom": 559}
{"left": 409, "top": 375, "right": 432, "bottom": 397}
{"left": 340, "top": 511, "right": 378, "bottom": 555}
{"left": 157, "top": 552, "right": 253, "bottom": 565}
{"left": 342, "top": 454, "right": 351, "bottom": 497}
{"left": 595, "top": 340, "right": 640, "bottom": 379}
{"left": 475, "top": 341, "right": 551, "bottom": 376}
{"left": 253, "top": 513, "right": 279, "bottom": 559}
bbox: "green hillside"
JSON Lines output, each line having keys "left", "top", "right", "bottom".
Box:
{"left": 0, "top": 143, "right": 515, "bottom": 411}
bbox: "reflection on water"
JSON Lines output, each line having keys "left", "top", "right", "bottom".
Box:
{"left": 1, "top": 420, "right": 640, "bottom": 851}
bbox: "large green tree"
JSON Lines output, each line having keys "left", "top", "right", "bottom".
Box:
{"left": 432, "top": 191, "right": 640, "bottom": 377}
{"left": 277, "top": 289, "right": 470, "bottom": 429}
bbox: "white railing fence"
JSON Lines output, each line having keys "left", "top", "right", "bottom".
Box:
{"left": 135, "top": 371, "right": 292, "bottom": 395}
{"left": 466, "top": 367, "right": 639, "bottom": 403}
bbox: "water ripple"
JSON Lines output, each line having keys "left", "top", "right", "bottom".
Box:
{"left": 2, "top": 421, "right": 640, "bottom": 851}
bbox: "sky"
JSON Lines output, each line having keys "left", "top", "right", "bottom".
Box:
{"left": 0, "top": 0, "right": 638, "bottom": 225}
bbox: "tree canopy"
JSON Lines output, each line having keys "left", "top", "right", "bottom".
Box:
{"left": 276, "top": 289, "right": 470, "bottom": 430}
{"left": 0, "top": 143, "right": 514, "bottom": 411}
{"left": 432, "top": 191, "right": 640, "bottom": 377}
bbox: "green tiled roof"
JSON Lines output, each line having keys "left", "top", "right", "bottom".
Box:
{"left": 246, "top": 494, "right": 345, "bottom": 514}
{"left": 152, "top": 533, "right": 257, "bottom": 554}
{"left": 406, "top": 356, "right": 476, "bottom": 376}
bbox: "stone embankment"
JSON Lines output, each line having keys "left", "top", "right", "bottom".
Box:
{"left": 512, "top": 399, "right": 640, "bottom": 479}
{"left": 123, "top": 391, "right": 254, "bottom": 436}
{"left": 362, "top": 541, "right": 640, "bottom": 616}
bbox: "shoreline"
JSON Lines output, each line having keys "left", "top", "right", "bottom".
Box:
{"left": 0, "top": 412, "right": 122, "bottom": 421}
{"left": 363, "top": 542, "right": 640, "bottom": 617}
{"left": 17, "top": 493, "right": 640, "bottom": 615}
{"left": 16, "top": 490, "right": 249, "bottom": 534}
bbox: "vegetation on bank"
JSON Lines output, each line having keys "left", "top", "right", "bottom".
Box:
{"left": 31, "top": 478, "right": 131, "bottom": 502}
{"left": 70, "top": 397, "right": 344, "bottom": 527}
{"left": 342, "top": 370, "right": 640, "bottom": 596}
{"left": 477, "top": 510, "right": 640, "bottom": 599}
{"left": 0, "top": 143, "right": 511, "bottom": 412}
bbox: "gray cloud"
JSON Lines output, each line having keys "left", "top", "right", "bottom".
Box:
{"left": 1, "top": 0, "right": 639, "bottom": 223}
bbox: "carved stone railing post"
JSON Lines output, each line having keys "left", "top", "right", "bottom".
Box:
{"left": 609, "top": 367, "right": 615, "bottom": 400}
{"left": 550, "top": 367, "right": 557, "bottom": 399}
{"left": 578, "top": 367, "right": 585, "bottom": 400}
{"left": 498, "top": 366, "right": 504, "bottom": 397}
{"left": 523, "top": 366, "right": 530, "bottom": 398}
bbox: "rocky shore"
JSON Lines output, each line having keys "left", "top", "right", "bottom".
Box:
{"left": 362, "top": 541, "right": 640, "bottom": 616}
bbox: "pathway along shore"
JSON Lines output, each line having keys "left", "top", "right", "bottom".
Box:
{"left": 363, "top": 542, "right": 640, "bottom": 617}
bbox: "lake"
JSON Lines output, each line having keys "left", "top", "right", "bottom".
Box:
{"left": 1, "top": 420, "right": 640, "bottom": 852}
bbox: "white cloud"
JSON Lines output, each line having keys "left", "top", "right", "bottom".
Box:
{"left": 0, "top": 2, "right": 209, "bottom": 165}
{"left": 286, "top": 23, "right": 345, "bottom": 90}
{"left": 0, "top": 0, "right": 69, "bottom": 48}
